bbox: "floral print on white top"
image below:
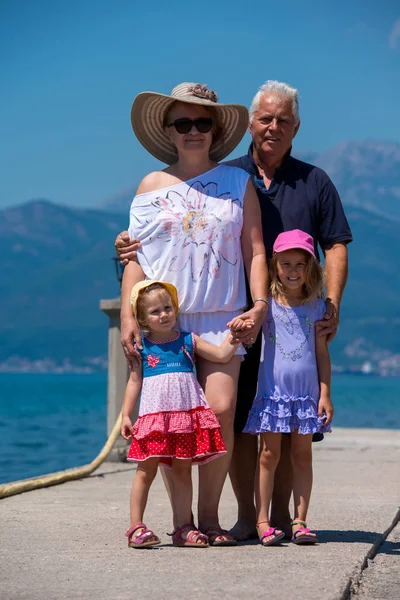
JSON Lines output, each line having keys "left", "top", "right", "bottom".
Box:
{"left": 128, "top": 165, "right": 249, "bottom": 314}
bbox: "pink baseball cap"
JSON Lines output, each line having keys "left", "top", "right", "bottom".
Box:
{"left": 273, "top": 229, "right": 316, "bottom": 258}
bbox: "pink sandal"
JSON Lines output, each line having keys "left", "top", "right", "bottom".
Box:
{"left": 169, "top": 523, "right": 209, "bottom": 548}
{"left": 257, "top": 521, "right": 285, "bottom": 546}
{"left": 291, "top": 520, "right": 319, "bottom": 545}
{"left": 125, "top": 523, "right": 161, "bottom": 548}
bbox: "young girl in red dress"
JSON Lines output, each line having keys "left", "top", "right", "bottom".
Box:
{"left": 121, "top": 280, "right": 249, "bottom": 549}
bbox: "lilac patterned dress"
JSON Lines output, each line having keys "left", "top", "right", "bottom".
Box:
{"left": 243, "top": 297, "right": 332, "bottom": 435}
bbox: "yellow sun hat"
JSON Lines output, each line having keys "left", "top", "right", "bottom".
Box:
{"left": 130, "top": 280, "right": 179, "bottom": 318}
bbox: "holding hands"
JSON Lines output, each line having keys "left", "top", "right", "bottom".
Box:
{"left": 227, "top": 300, "right": 268, "bottom": 346}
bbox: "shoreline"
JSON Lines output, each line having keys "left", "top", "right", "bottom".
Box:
{"left": 1, "top": 370, "right": 400, "bottom": 378}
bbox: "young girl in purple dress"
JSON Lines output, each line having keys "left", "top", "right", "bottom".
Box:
{"left": 230, "top": 229, "right": 334, "bottom": 547}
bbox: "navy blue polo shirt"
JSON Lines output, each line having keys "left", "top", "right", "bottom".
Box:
{"left": 225, "top": 145, "right": 352, "bottom": 260}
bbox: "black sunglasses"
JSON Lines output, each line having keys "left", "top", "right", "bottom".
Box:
{"left": 166, "top": 117, "right": 213, "bottom": 134}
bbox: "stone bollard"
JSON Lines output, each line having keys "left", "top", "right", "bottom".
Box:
{"left": 100, "top": 297, "right": 134, "bottom": 461}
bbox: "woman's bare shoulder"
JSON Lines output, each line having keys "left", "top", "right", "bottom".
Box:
{"left": 136, "top": 171, "right": 176, "bottom": 195}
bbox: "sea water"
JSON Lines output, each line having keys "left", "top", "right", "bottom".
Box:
{"left": 0, "top": 373, "right": 399, "bottom": 484}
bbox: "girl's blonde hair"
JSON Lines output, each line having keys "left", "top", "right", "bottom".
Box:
{"left": 269, "top": 251, "right": 324, "bottom": 303}
{"left": 136, "top": 283, "right": 177, "bottom": 329}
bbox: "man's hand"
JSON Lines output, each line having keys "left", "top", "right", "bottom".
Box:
{"left": 114, "top": 231, "right": 141, "bottom": 266}
{"left": 121, "top": 317, "right": 142, "bottom": 370}
{"left": 317, "top": 298, "right": 339, "bottom": 344}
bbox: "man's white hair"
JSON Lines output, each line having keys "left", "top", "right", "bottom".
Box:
{"left": 249, "top": 80, "right": 300, "bottom": 124}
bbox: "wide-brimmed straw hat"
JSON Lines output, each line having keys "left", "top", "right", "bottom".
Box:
{"left": 130, "top": 280, "right": 179, "bottom": 319}
{"left": 130, "top": 82, "right": 249, "bottom": 164}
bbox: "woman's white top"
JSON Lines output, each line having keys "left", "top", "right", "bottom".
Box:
{"left": 128, "top": 165, "right": 250, "bottom": 314}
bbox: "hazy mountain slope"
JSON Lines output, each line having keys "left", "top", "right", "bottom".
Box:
{"left": 2, "top": 139, "right": 399, "bottom": 370}
{"left": 101, "top": 141, "right": 400, "bottom": 221}
{"left": 0, "top": 200, "right": 126, "bottom": 362}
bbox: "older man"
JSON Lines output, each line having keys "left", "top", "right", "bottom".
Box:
{"left": 225, "top": 81, "right": 352, "bottom": 540}
{"left": 115, "top": 80, "right": 352, "bottom": 541}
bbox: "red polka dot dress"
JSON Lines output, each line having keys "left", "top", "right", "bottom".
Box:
{"left": 127, "top": 331, "right": 226, "bottom": 467}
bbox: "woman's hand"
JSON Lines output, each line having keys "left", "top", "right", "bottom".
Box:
{"left": 114, "top": 231, "right": 142, "bottom": 266}
{"left": 121, "top": 415, "right": 134, "bottom": 440}
{"left": 227, "top": 304, "right": 267, "bottom": 345}
{"left": 121, "top": 316, "right": 142, "bottom": 370}
{"left": 318, "top": 396, "right": 334, "bottom": 425}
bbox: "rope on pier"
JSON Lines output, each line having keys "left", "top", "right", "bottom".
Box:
{"left": 0, "top": 412, "right": 122, "bottom": 499}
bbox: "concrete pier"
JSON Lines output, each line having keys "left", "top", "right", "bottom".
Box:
{"left": 1, "top": 428, "right": 399, "bottom": 600}
{"left": 100, "top": 297, "right": 130, "bottom": 459}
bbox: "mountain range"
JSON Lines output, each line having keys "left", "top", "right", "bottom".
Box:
{"left": 100, "top": 139, "right": 400, "bottom": 222}
{"left": 0, "top": 201, "right": 125, "bottom": 366}
{"left": 1, "top": 140, "right": 399, "bottom": 374}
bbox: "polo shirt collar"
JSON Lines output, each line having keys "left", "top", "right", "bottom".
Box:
{"left": 246, "top": 144, "right": 293, "bottom": 178}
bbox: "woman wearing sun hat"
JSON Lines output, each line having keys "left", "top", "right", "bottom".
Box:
{"left": 120, "top": 82, "right": 268, "bottom": 545}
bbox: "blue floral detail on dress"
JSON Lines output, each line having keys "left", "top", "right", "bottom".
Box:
{"left": 268, "top": 304, "right": 313, "bottom": 361}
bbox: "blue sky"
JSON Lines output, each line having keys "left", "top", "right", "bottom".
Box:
{"left": 0, "top": 0, "right": 399, "bottom": 209}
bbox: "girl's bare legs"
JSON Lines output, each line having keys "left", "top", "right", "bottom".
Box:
{"left": 167, "top": 458, "right": 207, "bottom": 546}
{"left": 160, "top": 468, "right": 177, "bottom": 526}
{"left": 171, "top": 458, "right": 193, "bottom": 526}
{"left": 196, "top": 356, "right": 241, "bottom": 537}
{"left": 160, "top": 462, "right": 194, "bottom": 530}
{"left": 255, "top": 432, "right": 283, "bottom": 543}
{"left": 129, "top": 458, "right": 159, "bottom": 528}
{"left": 290, "top": 431, "right": 316, "bottom": 539}
{"left": 270, "top": 434, "right": 294, "bottom": 538}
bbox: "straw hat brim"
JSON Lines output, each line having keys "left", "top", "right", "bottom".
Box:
{"left": 131, "top": 92, "right": 249, "bottom": 164}
{"left": 130, "top": 280, "right": 179, "bottom": 318}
